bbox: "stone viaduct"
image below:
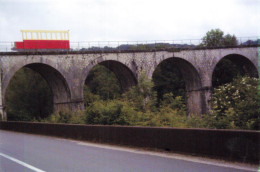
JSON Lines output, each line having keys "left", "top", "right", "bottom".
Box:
{"left": 0, "top": 47, "right": 259, "bottom": 119}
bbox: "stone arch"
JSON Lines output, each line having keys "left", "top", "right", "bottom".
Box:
{"left": 3, "top": 63, "right": 71, "bottom": 115}
{"left": 81, "top": 59, "right": 137, "bottom": 102}
{"left": 98, "top": 60, "right": 138, "bottom": 91}
{"left": 212, "top": 54, "right": 259, "bottom": 86}
{"left": 152, "top": 57, "right": 206, "bottom": 115}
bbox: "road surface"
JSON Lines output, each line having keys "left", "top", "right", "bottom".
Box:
{"left": 0, "top": 130, "right": 257, "bottom": 172}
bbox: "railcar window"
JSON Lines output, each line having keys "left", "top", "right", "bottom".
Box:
{"left": 33, "top": 33, "right": 37, "bottom": 40}
{"left": 20, "top": 30, "right": 70, "bottom": 40}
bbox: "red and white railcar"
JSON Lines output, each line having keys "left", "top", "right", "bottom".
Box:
{"left": 14, "top": 30, "right": 70, "bottom": 51}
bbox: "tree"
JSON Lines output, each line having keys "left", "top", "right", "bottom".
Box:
{"left": 123, "top": 72, "right": 157, "bottom": 112}
{"left": 211, "top": 76, "right": 259, "bottom": 130}
{"left": 152, "top": 60, "right": 186, "bottom": 106}
{"left": 5, "top": 68, "right": 53, "bottom": 121}
{"left": 85, "top": 65, "right": 122, "bottom": 100}
{"left": 224, "top": 34, "right": 238, "bottom": 46}
{"left": 202, "top": 29, "right": 237, "bottom": 47}
{"left": 212, "top": 59, "right": 241, "bottom": 87}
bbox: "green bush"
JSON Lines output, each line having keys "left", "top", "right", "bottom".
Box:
{"left": 210, "top": 76, "right": 259, "bottom": 130}
{"left": 123, "top": 72, "right": 157, "bottom": 112}
{"left": 41, "top": 110, "right": 85, "bottom": 124}
{"left": 46, "top": 76, "right": 258, "bottom": 130}
{"left": 85, "top": 99, "right": 137, "bottom": 125}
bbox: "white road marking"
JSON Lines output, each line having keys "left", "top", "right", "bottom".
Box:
{"left": 0, "top": 152, "right": 45, "bottom": 172}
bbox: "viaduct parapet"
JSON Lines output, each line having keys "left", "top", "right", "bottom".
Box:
{"left": 0, "top": 47, "right": 258, "bottom": 119}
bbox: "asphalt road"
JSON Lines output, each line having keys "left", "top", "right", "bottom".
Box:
{"left": 0, "top": 130, "right": 257, "bottom": 172}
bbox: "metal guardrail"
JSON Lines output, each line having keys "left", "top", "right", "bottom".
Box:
{"left": 0, "top": 37, "right": 259, "bottom": 52}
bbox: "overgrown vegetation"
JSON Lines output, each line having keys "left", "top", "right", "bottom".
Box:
{"left": 210, "top": 76, "right": 259, "bottom": 130}
{"left": 5, "top": 68, "right": 53, "bottom": 121}
{"left": 43, "top": 73, "right": 259, "bottom": 130}
{"left": 4, "top": 29, "right": 260, "bottom": 130}
{"left": 6, "top": 66, "right": 259, "bottom": 130}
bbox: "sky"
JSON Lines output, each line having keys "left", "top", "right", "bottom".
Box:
{"left": 0, "top": 0, "right": 259, "bottom": 42}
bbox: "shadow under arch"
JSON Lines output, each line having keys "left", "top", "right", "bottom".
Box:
{"left": 85, "top": 60, "right": 138, "bottom": 93}
{"left": 212, "top": 54, "right": 259, "bottom": 87}
{"left": 152, "top": 57, "right": 206, "bottom": 115}
{"left": 3, "top": 63, "right": 71, "bottom": 116}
